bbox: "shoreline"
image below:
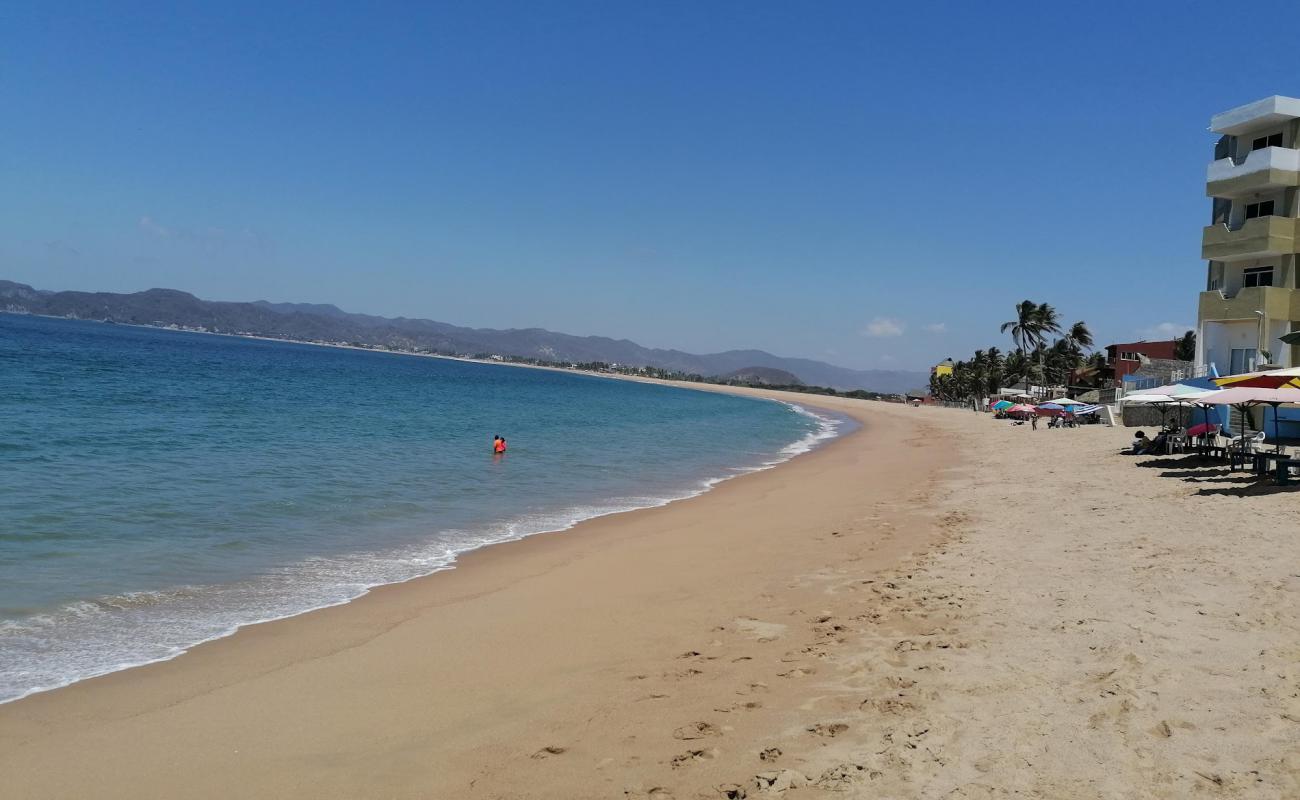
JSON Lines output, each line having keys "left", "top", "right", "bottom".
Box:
{"left": 8, "top": 393, "right": 1292, "bottom": 796}
{"left": 0, "top": 388, "right": 946, "bottom": 798}
{"left": 0, "top": 387, "right": 847, "bottom": 707}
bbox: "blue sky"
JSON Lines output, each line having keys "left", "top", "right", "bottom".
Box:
{"left": 1, "top": 1, "right": 1291, "bottom": 371}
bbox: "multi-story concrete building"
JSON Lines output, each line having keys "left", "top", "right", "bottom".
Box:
{"left": 1198, "top": 95, "right": 1300, "bottom": 376}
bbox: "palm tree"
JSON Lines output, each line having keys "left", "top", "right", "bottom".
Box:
{"left": 1032, "top": 303, "right": 1063, "bottom": 348}
{"left": 1002, "top": 350, "right": 1035, "bottom": 388}
{"left": 1064, "top": 321, "right": 1093, "bottom": 353}
{"left": 1000, "top": 300, "right": 1038, "bottom": 354}
{"left": 984, "top": 347, "right": 1004, "bottom": 395}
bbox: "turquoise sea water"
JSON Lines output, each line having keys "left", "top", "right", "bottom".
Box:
{"left": 0, "top": 314, "right": 842, "bottom": 703}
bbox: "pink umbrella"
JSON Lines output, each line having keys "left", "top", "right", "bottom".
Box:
{"left": 1007, "top": 404, "right": 1036, "bottom": 414}
{"left": 1198, "top": 386, "right": 1300, "bottom": 451}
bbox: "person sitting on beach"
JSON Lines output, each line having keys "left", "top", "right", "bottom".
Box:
{"left": 1130, "top": 431, "right": 1148, "bottom": 454}
{"left": 1144, "top": 431, "right": 1170, "bottom": 455}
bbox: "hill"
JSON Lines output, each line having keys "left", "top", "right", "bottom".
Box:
{"left": 720, "top": 367, "right": 804, "bottom": 386}
{"left": 0, "top": 281, "right": 925, "bottom": 393}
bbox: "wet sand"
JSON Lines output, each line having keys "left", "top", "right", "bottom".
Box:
{"left": 2, "top": 391, "right": 1297, "bottom": 798}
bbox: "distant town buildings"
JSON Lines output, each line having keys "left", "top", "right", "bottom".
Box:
{"left": 1198, "top": 95, "right": 1300, "bottom": 376}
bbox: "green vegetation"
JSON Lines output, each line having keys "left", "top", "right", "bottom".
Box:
{"left": 930, "top": 300, "right": 1094, "bottom": 402}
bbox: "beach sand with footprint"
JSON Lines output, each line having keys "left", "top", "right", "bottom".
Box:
{"left": 3, "top": 391, "right": 1296, "bottom": 799}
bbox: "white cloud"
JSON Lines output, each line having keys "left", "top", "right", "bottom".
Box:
{"left": 1137, "top": 322, "right": 1191, "bottom": 339}
{"left": 138, "top": 214, "right": 275, "bottom": 254}
{"left": 923, "top": 322, "right": 947, "bottom": 334}
{"left": 139, "top": 215, "right": 172, "bottom": 238}
{"left": 862, "top": 317, "right": 905, "bottom": 338}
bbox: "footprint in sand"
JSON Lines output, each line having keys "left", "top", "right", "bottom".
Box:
{"left": 806, "top": 722, "right": 849, "bottom": 738}
{"left": 759, "top": 747, "right": 782, "bottom": 762}
{"left": 777, "top": 667, "right": 815, "bottom": 678}
{"left": 531, "top": 745, "right": 567, "bottom": 759}
{"left": 663, "top": 668, "right": 703, "bottom": 680}
{"left": 733, "top": 617, "right": 787, "bottom": 643}
{"left": 670, "top": 748, "right": 717, "bottom": 768}
{"left": 673, "top": 721, "right": 720, "bottom": 740}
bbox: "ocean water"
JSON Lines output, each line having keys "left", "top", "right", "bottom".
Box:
{"left": 0, "top": 314, "right": 843, "bottom": 703}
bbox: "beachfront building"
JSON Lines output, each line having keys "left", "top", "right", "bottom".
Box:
{"left": 1103, "top": 339, "right": 1183, "bottom": 386}
{"left": 1198, "top": 95, "right": 1300, "bottom": 376}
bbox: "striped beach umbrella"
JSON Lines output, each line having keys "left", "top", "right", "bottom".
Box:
{"left": 1213, "top": 366, "right": 1300, "bottom": 389}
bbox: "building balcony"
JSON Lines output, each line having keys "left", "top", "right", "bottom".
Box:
{"left": 1201, "top": 216, "right": 1300, "bottom": 261}
{"left": 1206, "top": 147, "right": 1300, "bottom": 197}
{"left": 1198, "top": 285, "right": 1296, "bottom": 322}
{"left": 1211, "top": 95, "right": 1300, "bottom": 136}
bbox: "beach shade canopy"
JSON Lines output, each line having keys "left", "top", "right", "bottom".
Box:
{"left": 1213, "top": 366, "right": 1300, "bottom": 389}
{"left": 991, "top": 400, "right": 1013, "bottom": 411}
{"left": 1197, "top": 385, "right": 1300, "bottom": 448}
{"left": 1195, "top": 386, "right": 1300, "bottom": 407}
{"left": 1036, "top": 402, "right": 1066, "bottom": 414}
{"left": 1124, "top": 383, "right": 1219, "bottom": 406}
{"left": 1122, "top": 393, "right": 1177, "bottom": 406}
{"left": 1145, "top": 382, "right": 1217, "bottom": 398}
{"left": 1047, "top": 396, "right": 1086, "bottom": 406}
{"left": 1071, "top": 404, "right": 1103, "bottom": 416}
{"left": 1007, "top": 403, "right": 1036, "bottom": 414}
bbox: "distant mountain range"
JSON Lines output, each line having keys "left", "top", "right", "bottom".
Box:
{"left": 719, "top": 367, "right": 804, "bottom": 386}
{"left": 0, "top": 280, "right": 926, "bottom": 393}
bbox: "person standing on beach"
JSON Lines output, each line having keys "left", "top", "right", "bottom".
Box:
{"left": 1030, "top": 414, "right": 1038, "bottom": 430}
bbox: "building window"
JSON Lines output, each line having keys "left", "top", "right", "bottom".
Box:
{"left": 1244, "top": 200, "right": 1275, "bottom": 219}
{"left": 1252, "top": 132, "right": 1284, "bottom": 150}
{"left": 1243, "top": 266, "right": 1275, "bottom": 287}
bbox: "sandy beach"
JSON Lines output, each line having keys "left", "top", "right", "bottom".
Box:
{"left": 2, "top": 388, "right": 1298, "bottom": 799}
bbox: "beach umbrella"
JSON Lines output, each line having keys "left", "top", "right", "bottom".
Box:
{"left": 1121, "top": 392, "right": 1175, "bottom": 405}
{"left": 1036, "top": 402, "right": 1066, "bottom": 415}
{"left": 1197, "top": 386, "right": 1300, "bottom": 452}
{"left": 1047, "top": 396, "right": 1087, "bottom": 406}
{"left": 1213, "top": 366, "right": 1300, "bottom": 389}
{"left": 991, "top": 400, "right": 1013, "bottom": 411}
{"left": 1007, "top": 403, "right": 1036, "bottom": 415}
